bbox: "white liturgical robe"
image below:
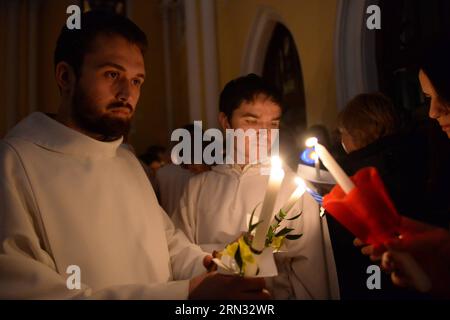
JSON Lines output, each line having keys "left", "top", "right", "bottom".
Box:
{"left": 172, "top": 164, "right": 340, "bottom": 299}
{"left": 155, "top": 164, "right": 194, "bottom": 217}
{"left": 0, "top": 112, "right": 207, "bottom": 299}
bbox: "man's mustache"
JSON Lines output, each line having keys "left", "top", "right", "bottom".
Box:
{"left": 107, "top": 102, "right": 133, "bottom": 112}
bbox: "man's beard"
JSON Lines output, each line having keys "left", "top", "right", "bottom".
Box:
{"left": 71, "top": 84, "right": 133, "bottom": 141}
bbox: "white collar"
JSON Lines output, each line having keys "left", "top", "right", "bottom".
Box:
{"left": 7, "top": 112, "right": 123, "bottom": 159}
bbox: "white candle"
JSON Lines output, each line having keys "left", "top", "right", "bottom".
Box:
{"left": 306, "top": 137, "right": 355, "bottom": 194}
{"left": 252, "top": 156, "right": 285, "bottom": 252}
{"left": 281, "top": 177, "right": 306, "bottom": 214}
{"left": 315, "top": 144, "right": 355, "bottom": 193}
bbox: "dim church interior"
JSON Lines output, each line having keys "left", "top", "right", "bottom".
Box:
{"left": 1, "top": 0, "right": 449, "bottom": 157}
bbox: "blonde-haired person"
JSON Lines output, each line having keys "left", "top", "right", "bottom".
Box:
{"left": 338, "top": 92, "right": 401, "bottom": 153}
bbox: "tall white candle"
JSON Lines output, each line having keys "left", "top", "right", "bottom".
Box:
{"left": 281, "top": 177, "right": 306, "bottom": 214}
{"left": 306, "top": 137, "right": 355, "bottom": 194}
{"left": 314, "top": 144, "right": 355, "bottom": 194}
{"left": 252, "top": 156, "right": 284, "bottom": 252}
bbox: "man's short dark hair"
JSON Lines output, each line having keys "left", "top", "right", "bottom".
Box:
{"left": 54, "top": 10, "right": 148, "bottom": 78}
{"left": 219, "top": 74, "right": 284, "bottom": 120}
{"left": 139, "top": 145, "right": 166, "bottom": 165}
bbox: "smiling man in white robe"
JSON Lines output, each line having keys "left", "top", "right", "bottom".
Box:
{"left": 0, "top": 11, "right": 269, "bottom": 300}
{"left": 172, "top": 74, "right": 340, "bottom": 299}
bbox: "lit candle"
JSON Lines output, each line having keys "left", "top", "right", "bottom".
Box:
{"left": 306, "top": 137, "right": 355, "bottom": 194}
{"left": 281, "top": 177, "right": 306, "bottom": 214}
{"left": 252, "top": 156, "right": 285, "bottom": 252}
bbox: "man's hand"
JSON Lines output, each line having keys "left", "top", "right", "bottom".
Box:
{"left": 203, "top": 255, "right": 217, "bottom": 272}
{"left": 188, "top": 272, "right": 271, "bottom": 300}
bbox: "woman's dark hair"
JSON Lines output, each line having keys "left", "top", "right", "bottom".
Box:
{"left": 219, "top": 74, "right": 284, "bottom": 119}
{"left": 54, "top": 10, "right": 147, "bottom": 78}
{"left": 420, "top": 40, "right": 450, "bottom": 104}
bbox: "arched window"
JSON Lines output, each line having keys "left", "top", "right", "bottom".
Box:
{"left": 262, "top": 23, "right": 306, "bottom": 130}
{"left": 262, "top": 23, "right": 306, "bottom": 169}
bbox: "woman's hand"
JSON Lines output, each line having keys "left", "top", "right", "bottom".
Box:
{"left": 353, "top": 238, "right": 386, "bottom": 261}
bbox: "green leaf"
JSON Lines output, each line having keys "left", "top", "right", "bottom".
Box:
{"left": 249, "top": 220, "right": 263, "bottom": 233}
{"left": 275, "top": 227, "right": 294, "bottom": 237}
{"left": 286, "top": 212, "right": 303, "bottom": 221}
{"left": 235, "top": 245, "right": 243, "bottom": 272}
{"left": 267, "top": 225, "right": 274, "bottom": 237}
{"left": 265, "top": 226, "right": 274, "bottom": 247}
{"left": 285, "top": 233, "right": 303, "bottom": 240}
{"left": 248, "top": 202, "right": 262, "bottom": 230}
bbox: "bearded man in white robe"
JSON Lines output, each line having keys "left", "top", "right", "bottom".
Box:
{"left": 0, "top": 11, "right": 269, "bottom": 300}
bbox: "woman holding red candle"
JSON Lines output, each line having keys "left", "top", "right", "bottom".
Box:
{"left": 358, "top": 39, "right": 450, "bottom": 298}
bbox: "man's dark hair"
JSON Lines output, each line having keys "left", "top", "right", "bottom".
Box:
{"left": 54, "top": 10, "right": 148, "bottom": 78}
{"left": 139, "top": 145, "right": 166, "bottom": 165}
{"left": 219, "top": 73, "right": 284, "bottom": 120}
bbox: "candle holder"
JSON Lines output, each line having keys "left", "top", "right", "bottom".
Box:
{"left": 323, "top": 167, "right": 401, "bottom": 245}
{"left": 213, "top": 206, "right": 303, "bottom": 277}
{"left": 297, "top": 163, "right": 336, "bottom": 185}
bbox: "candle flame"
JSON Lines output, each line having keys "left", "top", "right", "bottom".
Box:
{"left": 310, "top": 150, "right": 318, "bottom": 161}
{"left": 271, "top": 156, "right": 283, "bottom": 169}
{"left": 270, "top": 156, "right": 284, "bottom": 180}
{"left": 305, "top": 137, "right": 318, "bottom": 148}
{"left": 291, "top": 177, "right": 307, "bottom": 198}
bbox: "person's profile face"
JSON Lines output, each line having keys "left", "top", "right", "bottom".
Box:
{"left": 419, "top": 70, "right": 450, "bottom": 138}
{"left": 71, "top": 33, "right": 146, "bottom": 140}
{"left": 339, "top": 128, "right": 359, "bottom": 153}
